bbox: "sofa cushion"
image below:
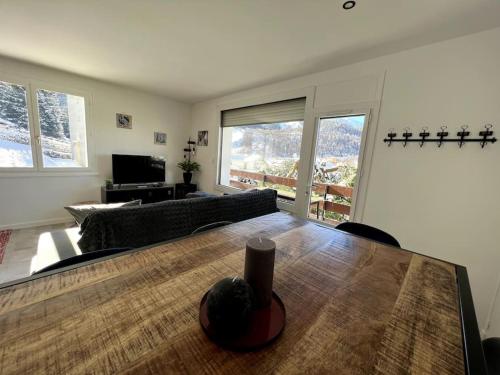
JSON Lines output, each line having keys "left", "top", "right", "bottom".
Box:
{"left": 189, "top": 189, "right": 278, "bottom": 232}
{"left": 185, "top": 191, "right": 217, "bottom": 198}
{"left": 64, "top": 200, "right": 142, "bottom": 225}
{"left": 230, "top": 189, "right": 279, "bottom": 222}
{"left": 188, "top": 196, "right": 223, "bottom": 230}
{"left": 78, "top": 200, "right": 193, "bottom": 252}
{"left": 77, "top": 189, "right": 278, "bottom": 253}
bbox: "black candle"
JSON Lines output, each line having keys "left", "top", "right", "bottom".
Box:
{"left": 244, "top": 237, "right": 276, "bottom": 308}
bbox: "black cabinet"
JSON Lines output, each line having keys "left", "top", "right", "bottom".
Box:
{"left": 175, "top": 183, "right": 197, "bottom": 199}
{"left": 101, "top": 185, "right": 174, "bottom": 204}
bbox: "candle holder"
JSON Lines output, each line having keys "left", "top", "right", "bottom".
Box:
{"left": 199, "top": 237, "right": 286, "bottom": 351}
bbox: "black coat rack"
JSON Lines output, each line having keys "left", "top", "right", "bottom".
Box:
{"left": 384, "top": 124, "right": 496, "bottom": 148}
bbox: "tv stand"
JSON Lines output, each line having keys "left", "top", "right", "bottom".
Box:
{"left": 101, "top": 184, "right": 174, "bottom": 204}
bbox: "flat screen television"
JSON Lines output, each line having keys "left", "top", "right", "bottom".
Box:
{"left": 112, "top": 154, "right": 165, "bottom": 184}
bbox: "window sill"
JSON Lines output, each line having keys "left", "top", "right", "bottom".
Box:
{"left": 0, "top": 170, "right": 99, "bottom": 178}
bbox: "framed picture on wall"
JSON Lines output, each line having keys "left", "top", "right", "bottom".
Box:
{"left": 154, "top": 131, "right": 167, "bottom": 145}
{"left": 197, "top": 130, "right": 208, "bottom": 146}
{"left": 116, "top": 113, "right": 132, "bottom": 129}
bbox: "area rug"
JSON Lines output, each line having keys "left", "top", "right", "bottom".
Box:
{"left": 0, "top": 230, "right": 12, "bottom": 264}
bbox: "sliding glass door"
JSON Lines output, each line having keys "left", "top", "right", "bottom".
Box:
{"left": 303, "top": 113, "right": 370, "bottom": 225}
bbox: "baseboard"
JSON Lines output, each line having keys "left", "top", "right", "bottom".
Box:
{"left": 0, "top": 217, "right": 74, "bottom": 231}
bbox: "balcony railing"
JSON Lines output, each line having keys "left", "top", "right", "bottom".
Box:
{"left": 229, "top": 169, "right": 353, "bottom": 221}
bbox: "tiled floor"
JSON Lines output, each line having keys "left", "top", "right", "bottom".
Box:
{"left": 0, "top": 223, "right": 72, "bottom": 285}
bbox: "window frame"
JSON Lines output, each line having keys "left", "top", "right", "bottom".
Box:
{"left": 215, "top": 87, "right": 316, "bottom": 213}
{"left": 0, "top": 73, "right": 38, "bottom": 172}
{"left": 306, "top": 109, "right": 372, "bottom": 224}
{"left": 306, "top": 102, "right": 380, "bottom": 224}
{"left": 0, "top": 74, "right": 95, "bottom": 176}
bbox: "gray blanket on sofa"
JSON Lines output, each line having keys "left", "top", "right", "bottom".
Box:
{"left": 77, "top": 189, "right": 279, "bottom": 252}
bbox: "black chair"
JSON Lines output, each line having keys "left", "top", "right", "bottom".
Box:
{"left": 335, "top": 222, "right": 401, "bottom": 248}
{"left": 483, "top": 337, "right": 500, "bottom": 375}
{"left": 192, "top": 221, "right": 233, "bottom": 235}
{"left": 32, "top": 247, "right": 132, "bottom": 275}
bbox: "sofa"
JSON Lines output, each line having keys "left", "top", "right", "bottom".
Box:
{"left": 31, "top": 189, "right": 278, "bottom": 274}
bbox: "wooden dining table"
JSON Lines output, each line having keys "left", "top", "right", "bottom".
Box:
{"left": 0, "top": 212, "right": 486, "bottom": 374}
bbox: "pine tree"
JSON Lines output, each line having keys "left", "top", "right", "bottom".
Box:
{"left": 37, "top": 89, "right": 69, "bottom": 139}
{"left": 0, "top": 81, "right": 29, "bottom": 129}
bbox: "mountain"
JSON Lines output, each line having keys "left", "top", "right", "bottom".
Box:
{"left": 315, "top": 119, "right": 363, "bottom": 158}
{"left": 231, "top": 117, "right": 363, "bottom": 158}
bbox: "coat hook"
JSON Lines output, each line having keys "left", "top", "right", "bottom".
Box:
{"left": 387, "top": 128, "right": 397, "bottom": 147}
{"left": 437, "top": 125, "right": 448, "bottom": 147}
{"left": 419, "top": 126, "right": 430, "bottom": 147}
{"left": 457, "top": 125, "right": 470, "bottom": 148}
{"left": 479, "top": 124, "right": 494, "bottom": 148}
{"left": 402, "top": 127, "right": 412, "bottom": 147}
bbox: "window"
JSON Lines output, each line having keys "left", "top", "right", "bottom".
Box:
{"left": 307, "top": 115, "right": 367, "bottom": 224}
{"left": 36, "top": 89, "right": 88, "bottom": 168}
{"left": 0, "top": 77, "right": 89, "bottom": 171}
{"left": 0, "top": 80, "right": 33, "bottom": 168}
{"left": 219, "top": 98, "right": 305, "bottom": 200}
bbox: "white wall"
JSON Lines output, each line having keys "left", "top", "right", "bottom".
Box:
{"left": 191, "top": 27, "right": 500, "bottom": 336}
{"left": 0, "top": 56, "right": 191, "bottom": 229}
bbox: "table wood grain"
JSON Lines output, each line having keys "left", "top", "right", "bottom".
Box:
{"left": 0, "top": 213, "right": 467, "bottom": 374}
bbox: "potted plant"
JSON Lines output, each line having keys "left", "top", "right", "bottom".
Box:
{"left": 177, "top": 160, "right": 200, "bottom": 184}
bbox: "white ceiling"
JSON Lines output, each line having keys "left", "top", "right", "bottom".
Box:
{"left": 0, "top": 0, "right": 499, "bottom": 103}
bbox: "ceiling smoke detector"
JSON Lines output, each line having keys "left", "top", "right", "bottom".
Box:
{"left": 343, "top": 1, "right": 356, "bottom": 10}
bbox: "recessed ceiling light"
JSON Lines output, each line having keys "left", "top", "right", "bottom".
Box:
{"left": 343, "top": 1, "right": 356, "bottom": 10}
